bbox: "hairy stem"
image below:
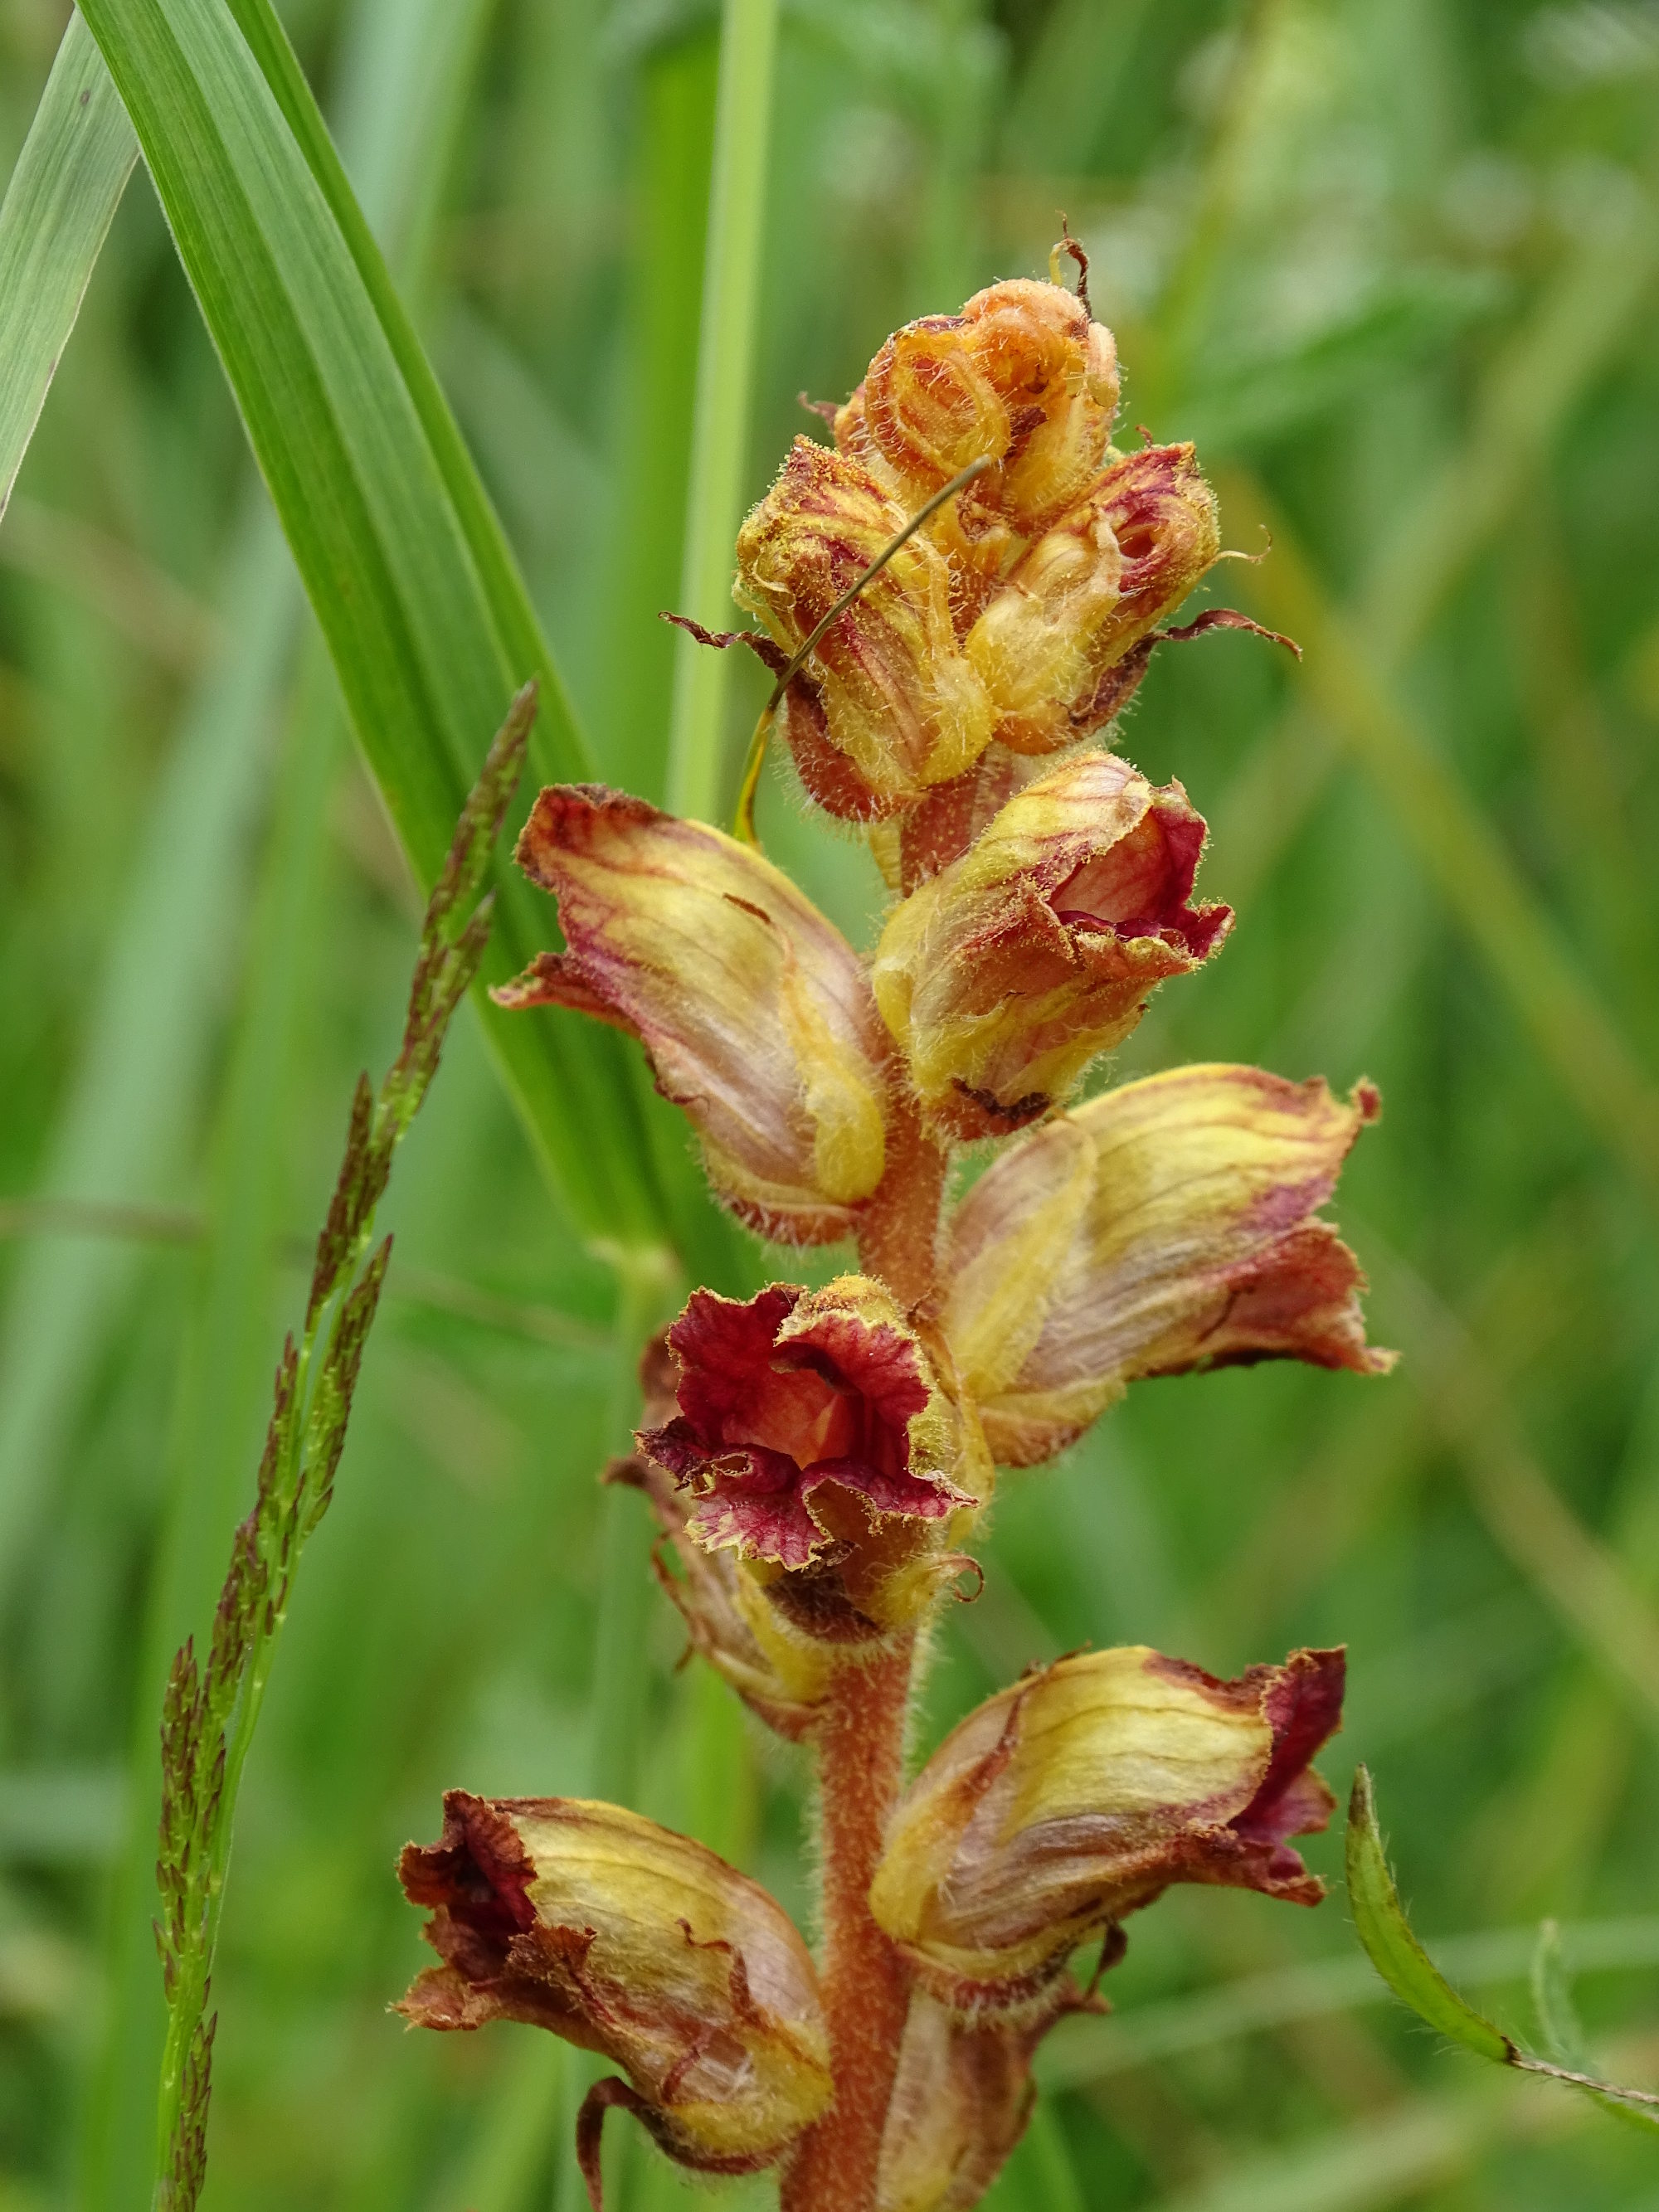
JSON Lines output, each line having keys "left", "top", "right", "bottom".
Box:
{"left": 856, "top": 1090, "right": 947, "bottom": 1311}
{"left": 781, "top": 1639, "right": 916, "bottom": 2212}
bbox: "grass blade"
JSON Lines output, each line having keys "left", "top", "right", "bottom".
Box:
{"left": 1531, "top": 1920, "right": 1592, "bottom": 2073}
{"left": 74, "top": 0, "right": 669, "bottom": 1247}
{"left": 0, "top": 507, "right": 297, "bottom": 1607}
{"left": 1219, "top": 466, "right": 1659, "bottom": 1218}
{"left": 0, "top": 10, "right": 137, "bottom": 521}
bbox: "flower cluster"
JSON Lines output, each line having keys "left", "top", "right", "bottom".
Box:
{"left": 398, "top": 265, "right": 1391, "bottom": 2212}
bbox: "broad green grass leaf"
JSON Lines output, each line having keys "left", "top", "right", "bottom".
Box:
{"left": 73, "top": 0, "right": 669, "bottom": 1247}
{"left": 1349, "top": 1768, "right": 1659, "bottom": 2125}
{"left": 0, "top": 11, "right": 137, "bottom": 520}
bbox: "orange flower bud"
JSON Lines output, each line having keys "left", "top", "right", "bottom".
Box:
{"left": 868, "top": 1646, "right": 1345, "bottom": 2011}
{"left": 398, "top": 1793, "right": 832, "bottom": 2200}
{"left": 734, "top": 438, "right": 994, "bottom": 817}
{"left": 494, "top": 785, "right": 890, "bottom": 1242}
{"left": 841, "top": 280, "right": 1120, "bottom": 591}
{"left": 937, "top": 1064, "right": 1394, "bottom": 1466}
{"left": 872, "top": 753, "right": 1231, "bottom": 1140}
{"left": 639, "top": 1276, "right": 980, "bottom": 1634}
{"left": 965, "top": 443, "right": 1220, "bottom": 755}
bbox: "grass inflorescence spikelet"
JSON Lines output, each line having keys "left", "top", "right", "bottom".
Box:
{"left": 149, "top": 691, "right": 533, "bottom": 2212}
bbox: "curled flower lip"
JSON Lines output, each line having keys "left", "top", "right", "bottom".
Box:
{"left": 397, "top": 1792, "right": 832, "bottom": 2193}
{"left": 640, "top": 1281, "right": 973, "bottom": 1573}
{"left": 873, "top": 751, "right": 1232, "bottom": 1140}
{"left": 937, "top": 1062, "right": 1393, "bottom": 1467}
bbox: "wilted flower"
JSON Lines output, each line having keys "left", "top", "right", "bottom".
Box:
{"left": 937, "top": 1064, "right": 1394, "bottom": 1466}
{"left": 494, "top": 785, "right": 890, "bottom": 1242}
{"left": 735, "top": 438, "right": 994, "bottom": 817}
{"left": 398, "top": 1792, "right": 832, "bottom": 2197}
{"left": 638, "top": 1276, "right": 980, "bottom": 1632}
{"left": 868, "top": 1645, "right": 1345, "bottom": 2011}
{"left": 838, "top": 279, "right": 1121, "bottom": 597}
{"left": 873, "top": 752, "right": 1231, "bottom": 1140}
{"left": 964, "top": 444, "right": 1221, "bottom": 756}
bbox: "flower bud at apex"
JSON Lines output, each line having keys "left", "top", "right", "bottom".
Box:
{"left": 841, "top": 281, "right": 1121, "bottom": 594}
{"left": 868, "top": 1645, "right": 1345, "bottom": 2012}
{"left": 638, "top": 1276, "right": 979, "bottom": 1636}
{"left": 966, "top": 444, "right": 1221, "bottom": 756}
{"left": 734, "top": 438, "right": 995, "bottom": 816}
{"left": 873, "top": 752, "right": 1231, "bottom": 1140}
{"left": 937, "top": 1064, "right": 1394, "bottom": 1467}
{"left": 494, "top": 785, "right": 889, "bottom": 1243}
{"left": 397, "top": 1792, "right": 831, "bottom": 2197}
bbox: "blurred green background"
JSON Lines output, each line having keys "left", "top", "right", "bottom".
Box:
{"left": 2, "top": 0, "right": 1659, "bottom": 2205}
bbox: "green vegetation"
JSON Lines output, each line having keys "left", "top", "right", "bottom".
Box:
{"left": 0, "top": 0, "right": 1657, "bottom": 2207}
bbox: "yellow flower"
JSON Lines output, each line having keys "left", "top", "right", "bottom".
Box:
{"left": 965, "top": 443, "right": 1220, "bottom": 755}
{"left": 872, "top": 752, "right": 1230, "bottom": 1140}
{"left": 868, "top": 1645, "right": 1344, "bottom": 2011}
{"left": 399, "top": 1792, "right": 832, "bottom": 2197}
{"left": 495, "top": 785, "right": 890, "bottom": 1242}
{"left": 735, "top": 437, "right": 994, "bottom": 817}
{"left": 937, "top": 1063, "right": 1394, "bottom": 1466}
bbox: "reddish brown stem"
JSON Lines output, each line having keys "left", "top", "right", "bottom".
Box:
{"left": 781, "top": 1640, "right": 916, "bottom": 2212}
{"left": 856, "top": 1090, "right": 947, "bottom": 1310}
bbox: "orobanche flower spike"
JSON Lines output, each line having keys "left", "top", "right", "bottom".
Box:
{"left": 399, "top": 249, "right": 1393, "bottom": 2212}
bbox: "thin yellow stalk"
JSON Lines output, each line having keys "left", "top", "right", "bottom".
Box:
{"left": 664, "top": 0, "right": 780, "bottom": 824}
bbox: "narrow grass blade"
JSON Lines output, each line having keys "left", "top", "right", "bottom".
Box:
{"left": 74, "top": 0, "right": 669, "bottom": 1247}
{"left": 0, "top": 11, "right": 137, "bottom": 522}
{"left": 0, "top": 505, "right": 297, "bottom": 1608}
{"left": 664, "top": 0, "right": 780, "bottom": 822}
{"left": 216, "top": 0, "right": 581, "bottom": 769}
{"left": 1531, "top": 1920, "right": 1592, "bottom": 2073}
{"left": 1348, "top": 1768, "right": 1659, "bottom": 2122}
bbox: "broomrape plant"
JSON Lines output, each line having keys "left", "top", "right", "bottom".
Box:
{"left": 395, "top": 255, "right": 1395, "bottom": 2212}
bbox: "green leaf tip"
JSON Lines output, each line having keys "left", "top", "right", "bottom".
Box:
{"left": 1348, "top": 1767, "right": 1659, "bottom": 2126}
{"left": 1345, "top": 1765, "right": 1513, "bottom": 2064}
